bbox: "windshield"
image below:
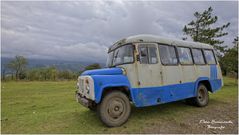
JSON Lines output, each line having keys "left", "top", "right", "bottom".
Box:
{"left": 106, "top": 44, "right": 134, "bottom": 67}
{"left": 106, "top": 51, "right": 114, "bottom": 67}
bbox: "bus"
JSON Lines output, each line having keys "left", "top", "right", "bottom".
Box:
{"left": 75, "top": 34, "right": 223, "bottom": 127}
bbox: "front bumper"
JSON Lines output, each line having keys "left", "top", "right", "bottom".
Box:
{"left": 75, "top": 91, "right": 93, "bottom": 108}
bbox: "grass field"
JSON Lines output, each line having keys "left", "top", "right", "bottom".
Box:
{"left": 1, "top": 77, "right": 238, "bottom": 134}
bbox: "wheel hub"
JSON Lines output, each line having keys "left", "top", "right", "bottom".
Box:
{"left": 198, "top": 89, "right": 205, "bottom": 102}
{"left": 108, "top": 100, "right": 124, "bottom": 119}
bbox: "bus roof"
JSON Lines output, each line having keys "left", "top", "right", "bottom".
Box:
{"left": 109, "top": 34, "right": 213, "bottom": 52}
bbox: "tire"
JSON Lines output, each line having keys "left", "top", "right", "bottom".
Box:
{"left": 185, "top": 98, "right": 194, "bottom": 105}
{"left": 97, "top": 91, "right": 131, "bottom": 127}
{"left": 88, "top": 105, "right": 97, "bottom": 111}
{"left": 192, "top": 84, "right": 209, "bottom": 107}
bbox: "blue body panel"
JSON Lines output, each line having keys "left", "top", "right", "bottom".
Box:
{"left": 131, "top": 78, "right": 222, "bottom": 107}
{"left": 81, "top": 68, "right": 123, "bottom": 76}
{"left": 91, "top": 75, "right": 131, "bottom": 103}
{"left": 210, "top": 79, "right": 222, "bottom": 92}
{"left": 80, "top": 65, "right": 222, "bottom": 107}
{"left": 131, "top": 82, "right": 195, "bottom": 107}
{"left": 209, "top": 65, "right": 221, "bottom": 93}
{"left": 210, "top": 65, "right": 218, "bottom": 80}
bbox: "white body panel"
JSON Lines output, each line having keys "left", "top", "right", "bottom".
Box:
{"left": 196, "top": 65, "right": 210, "bottom": 78}
{"left": 161, "top": 66, "right": 182, "bottom": 85}
{"left": 119, "top": 64, "right": 139, "bottom": 87}
{"left": 180, "top": 65, "right": 196, "bottom": 83}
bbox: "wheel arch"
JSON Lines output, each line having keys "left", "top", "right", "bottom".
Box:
{"left": 102, "top": 86, "right": 132, "bottom": 101}
{"left": 198, "top": 80, "right": 212, "bottom": 93}
{"left": 91, "top": 75, "right": 133, "bottom": 104}
{"left": 195, "top": 77, "right": 213, "bottom": 94}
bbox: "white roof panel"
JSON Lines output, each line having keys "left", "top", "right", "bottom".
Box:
{"left": 109, "top": 34, "right": 213, "bottom": 52}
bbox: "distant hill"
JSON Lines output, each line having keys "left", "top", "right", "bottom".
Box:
{"left": 1, "top": 57, "right": 105, "bottom": 73}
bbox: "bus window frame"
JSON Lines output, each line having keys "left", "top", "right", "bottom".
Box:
{"left": 191, "top": 48, "right": 207, "bottom": 65}
{"left": 138, "top": 43, "right": 159, "bottom": 65}
{"left": 158, "top": 43, "right": 179, "bottom": 66}
{"left": 176, "top": 46, "right": 194, "bottom": 65}
{"left": 203, "top": 49, "right": 217, "bottom": 65}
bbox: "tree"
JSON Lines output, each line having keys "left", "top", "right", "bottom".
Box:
{"left": 232, "top": 36, "right": 238, "bottom": 47}
{"left": 79, "top": 63, "right": 101, "bottom": 75}
{"left": 46, "top": 66, "right": 58, "bottom": 81}
{"left": 58, "top": 70, "right": 77, "bottom": 80}
{"left": 84, "top": 63, "right": 101, "bottom": 70}
{"left": 1, "top": 67, "right": 6, "bottom": 81}
{"left": 183, "top": 7, "right": 230, "bottom": 53}
{"left": 7, "top": 55, "right": 28, "bottom": 80}
{"left": 220, "top": 37, "right": 238, "bottom": 77}
{"left": 1, "top": 64, "right": 7, "bottom": 81}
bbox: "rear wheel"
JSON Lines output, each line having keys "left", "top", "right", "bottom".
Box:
{"left": 97, "top": 91, "right": 131, "bottom": 127}
{"left": 191, "top": 84, "right": 209, "bottom": 107}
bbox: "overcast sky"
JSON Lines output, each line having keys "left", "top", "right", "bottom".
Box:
{"left": 1, "top": 1, "right": 238, "bottom": 63}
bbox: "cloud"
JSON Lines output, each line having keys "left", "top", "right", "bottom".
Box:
{"left": 1, "top": 1, "right": 238, "bottom": 63}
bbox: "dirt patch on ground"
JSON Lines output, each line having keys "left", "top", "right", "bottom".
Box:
{"left": 142, "top": 99, "right": 238, "bottom": 134}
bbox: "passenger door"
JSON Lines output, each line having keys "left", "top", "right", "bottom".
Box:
{"left": 136, "top": 43, "right": 162, "bottom": 87}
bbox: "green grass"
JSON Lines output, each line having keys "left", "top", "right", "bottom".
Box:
{"left": 1, "top": 77, "right": 238, "bottom": 133}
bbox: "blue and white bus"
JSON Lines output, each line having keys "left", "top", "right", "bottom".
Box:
{"left": 75, "top": 34, "right": 223, "bottom": 127}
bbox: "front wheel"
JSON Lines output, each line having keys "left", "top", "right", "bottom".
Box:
{"left": 97, "top": 91, "right": 131, "bottom": 127}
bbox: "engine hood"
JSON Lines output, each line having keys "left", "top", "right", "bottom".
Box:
{"left": 81, "top": 67, "right": 123, "bottom": 76}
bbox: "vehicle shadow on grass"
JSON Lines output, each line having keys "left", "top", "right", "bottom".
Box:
{"left": 72, "top": 101, "right": 193, "bottom": 127}
{"left": 131, "top": 100, "right": 194, "bottom": 115}
{"left": 71, "top": 98, "right": 232, "bottom": 133}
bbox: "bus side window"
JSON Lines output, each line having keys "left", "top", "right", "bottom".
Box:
{"left": 139, "top": 46, "right": 158, "bottom": 64}
{"left": 177, "top": 47, "right": 193, "bottom": 65}
{"left": 148, "top": 47, "right": 158, "bottom": 64}
{"left": 204, "top": 49, "right": 216, "bottom": 64}
{"left": 192, "top": 49, "right": 205, "bottom": 64}
{"left": 159, "top": 45, "right": 178, "bottom": 65}
{"left": 139, "top": 47, "right": 148, "bottom": 64}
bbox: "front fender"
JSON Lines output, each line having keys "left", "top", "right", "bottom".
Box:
{"left": 91, "top": 75, "right": 131, "bottom": 103}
